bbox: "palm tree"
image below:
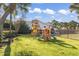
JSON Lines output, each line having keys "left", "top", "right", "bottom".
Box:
{"left": 9, "top": 13, "right": 12, "bottom": 34}
{"left": 0, "top": 3, "right": 31, "bottom": 39}
{"left": 68, "top": 20, "right": 77, "bottom": 29}
{"left": 70, "top": 3, "right": 79, "bottom": 18}
{"left": 0, "top": 4, "right": 16, "bottom": 39}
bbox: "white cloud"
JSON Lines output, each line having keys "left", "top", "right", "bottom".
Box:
{"left": 43, "top": 9, "right": 55, "bottom": 15}
{"left": 34, "top": 16, "right": 41, "bottom": 19}
{"left": 29, "top": 8, "right": 56, "bottom": 15}
{"left": 70, "top": 15, "right": 74, "bottom": 17}
{"left": 52, "top": 16, "right": 55, "bottom": 18}
{"left": 15, "top": 15, "right": 21, "bottom": 19}
{"left": 58, "top": 9, "right": 70, "bottom": 15}
{"left": 29, "top": 8, "right": 42, "bottom": 14}
{"left": 33, "top": 8, "right": 42, "bottom": 13}
{"left": 29, "top": 10, "right": 33, "bottom": 13}
{"left": 72, "top": 10, "right": 76, "bottom": 14}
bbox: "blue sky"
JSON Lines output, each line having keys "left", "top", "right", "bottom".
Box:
{"left": 0, "top": 3, "right": 78, "bottom": 23}
{"left": 23, "top": 3, "right": 79, "bottom": 23}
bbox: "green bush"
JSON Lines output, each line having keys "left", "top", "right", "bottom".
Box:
{"left": 16, "top": 20, "right": 31, "bottom": 34}
{"left": 3, "top": 22, "right": 15, "bottom": 30}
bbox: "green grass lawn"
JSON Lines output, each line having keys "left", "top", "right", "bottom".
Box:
{"left": 0, "top": 35, "right": 79, "bottom": 56}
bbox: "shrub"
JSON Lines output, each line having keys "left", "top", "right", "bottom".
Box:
{"left": 3, "top": 22, "right": 15, "bottom": 30}
{"left": 15, "top": 20, "right": 31, "bottom": 34}
{"left": 3, "top": 31, "right": 17, "bottom": 39}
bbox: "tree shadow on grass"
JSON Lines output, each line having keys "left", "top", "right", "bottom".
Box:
{"left": 49, "top": 36, "right": 77, "bottom": 49}
{"left": 4, "top": 42, "right": 11, "bottom": 56}
{"left": 4, "top": 44, "right": 11, "bottom": 56}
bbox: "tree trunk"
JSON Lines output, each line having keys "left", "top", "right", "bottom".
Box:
{"left": 0, "top": 3, "right": 16, "bottom": 39}
{"left": 10, "top": 13, "right": 12, "bottom": 34}
{"left": 0, "top": 9, "right": 10, "bottom": 38}
{"left": 0, "top": 24, "right": 3, "bottom": 38}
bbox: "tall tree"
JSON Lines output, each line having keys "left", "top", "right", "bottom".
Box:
{"left": 0, "top": 4, "right": 16, "bottom": 39}
{"left": 68, "top": 20, "right": 77, "bottom": 29}
{"left": 70, "top": 3, "right": 79, "bottom": 18}
{"left": 0, "top": 3, "right": 31, "bottom": 39}
{"left": 51, "top": 20, "right": 62, "bottom": 29}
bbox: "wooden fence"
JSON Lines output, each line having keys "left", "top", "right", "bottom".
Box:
{"left": 55, "top": 29, "right": 79, "bottom": 35}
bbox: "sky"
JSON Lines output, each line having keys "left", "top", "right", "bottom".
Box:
{"left": 24, "top": 3, "right": 79, "bottom": 23}
{"left": 0, "top": 3, "right": 79, "bottom": 23}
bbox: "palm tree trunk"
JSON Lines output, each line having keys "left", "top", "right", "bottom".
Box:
{"left": 0, "top": 10, "right": 10, "bottom": 39}
{"left": 0, "top": 4, "right": 16, "bottom": 39}
{"left": 0, "top": 24, "right": 3, "bottom": 38}
{"left": 10, "top": 13, "right": 12, "bottom": 34}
